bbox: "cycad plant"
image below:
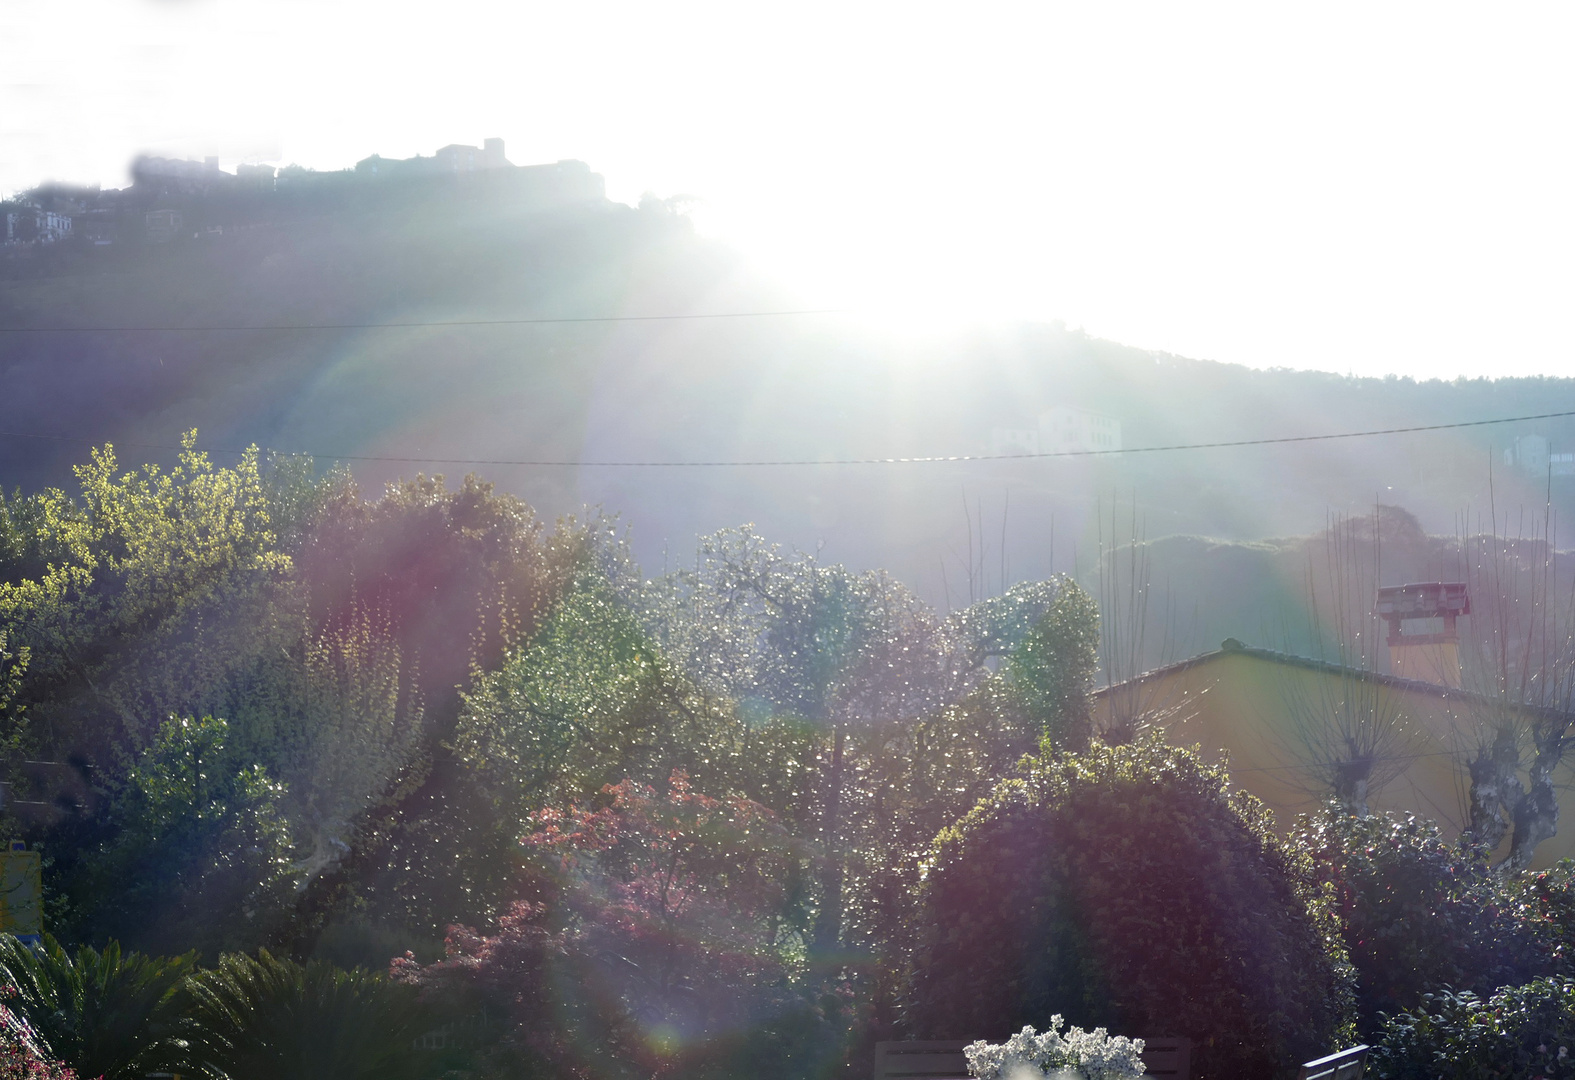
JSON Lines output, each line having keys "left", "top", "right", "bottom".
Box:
{"left": 179, "top": 950, "right": 435, "bottom": 1080}
{"left": 0, "top": 934, "right": 194, "bottom": 1080}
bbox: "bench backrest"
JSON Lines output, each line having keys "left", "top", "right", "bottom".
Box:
{"left": 873, "top": 1041, "right": 970, "bottom": 1080}
{"left": 1139, "top": 1037, "right": 1191, "bottom": 1080}
{"left": 1297, "top": 1045, "right": 1369, "bottom": 1080}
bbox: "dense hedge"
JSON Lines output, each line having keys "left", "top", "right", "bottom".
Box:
{"left": 906, "top": 735, "right": 1354, "bottom": 1080}
{"left": 1291, "top": 811, "right": 1560, "bottom": 1035}
{"left": 1501, "top": 859, "right": 1575, "bottom": 973}
{"left": 1370, "top": 977, "right": 1575, "bottom": 1080}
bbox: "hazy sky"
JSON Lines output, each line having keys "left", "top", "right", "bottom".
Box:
{"left": 3, "top": 1, "right": 1573, "bottom": 381}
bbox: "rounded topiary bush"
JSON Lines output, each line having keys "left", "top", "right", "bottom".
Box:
{"left": 906, "top": 734, "right": 1354, "bottom": 1080}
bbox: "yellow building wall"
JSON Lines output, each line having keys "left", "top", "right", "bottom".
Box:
{"left": 1094, "top": 652, "right": 1575, "bottom": 869}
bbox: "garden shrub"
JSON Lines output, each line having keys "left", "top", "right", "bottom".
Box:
{"left": 179, "top": 950, "right": 436, "bottom": 1080}
{"left": 0, "top": 934, "right": 192, "bottom": 1080}
{"left": 907, "top": 734, "right": 1354, "bottom": 1080}
{"left": 0, "top": 997, "right": 75, "bottom": 1080}
{"left": 1499, "top": 859, "right": 1575, "bottom": 974}
{"left": 1290, "top": 810, "right": 1556, "bottom": 1034}
{"left": 1369, "top": 977, "right": 1575, "bottom": 1080}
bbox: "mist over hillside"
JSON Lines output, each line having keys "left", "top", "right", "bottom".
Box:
{"left": 7, "top": 150, "right": 1575, "bottom": 661}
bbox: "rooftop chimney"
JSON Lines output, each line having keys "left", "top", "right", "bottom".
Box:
{"left": 1376, "top": 582, "right": 1469, "bottom": 688}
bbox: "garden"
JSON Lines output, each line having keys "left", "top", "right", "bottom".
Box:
{"left": 0, "top": 439, "right": 1572, "bottom": 1080}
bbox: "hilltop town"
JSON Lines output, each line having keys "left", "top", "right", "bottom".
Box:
{"left": 2, "top": 139, "right": 606, "bottom": 254}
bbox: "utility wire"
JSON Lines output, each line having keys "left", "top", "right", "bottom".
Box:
{"left": 0, "top": 309, "right": 848, "bottom": 333}
{"left": 4, "top": 408, "right": 1571, "bottom": 469}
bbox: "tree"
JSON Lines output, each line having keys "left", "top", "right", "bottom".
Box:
{"left": 0, "top": 630, "right": 25, "bottom": 755}
{"left": 0, "top": 433, "right": 297, "bottom": 762}
{"left": 1003, "top": 580, "right": 1099, "bottom": 751}
{"left": 1453, "top": 495, "right": 1575, "bottom": 870}
{"left": 1279, "top": 511, "right": 1423, "bottom": 817}
{"left": 291, "top": 474, "right": 575, "bottom": 936}
{"left": 221, "top": 609, "right": 423, "bottom": 890}
{"left": 526, "top": 772, "right": 810, "bottom": 1048}
{"left": 454, "top": 566, "right": 759, "bottom": 829}
{"left": 633, "top": 527, "right": 1066, "bottom": 962}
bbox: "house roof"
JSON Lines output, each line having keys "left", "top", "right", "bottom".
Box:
{"left": 1092, "top": 639, "right": 1571, "bottom": 722}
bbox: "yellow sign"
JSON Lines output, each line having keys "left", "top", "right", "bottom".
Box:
{"left": 0, "top": 850, "right": 42, "bottom": 937}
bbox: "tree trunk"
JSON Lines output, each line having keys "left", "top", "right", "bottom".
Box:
{"left": 1506, "top": 727, "right": 1565, "bottom": 871}
{"left": 1464, "top": 723, "right": 1521, "bottom": 851}
{"left": 811, "top": 723, "right": 846, "bottom": 960}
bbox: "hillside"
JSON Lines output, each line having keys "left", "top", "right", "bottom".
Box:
{"left": 6, "top": 154, "right": 1575, "bottom": 617}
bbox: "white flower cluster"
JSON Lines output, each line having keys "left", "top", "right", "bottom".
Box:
{"left": 963, "top": 1018, "right": 1147, "bottom": 1080}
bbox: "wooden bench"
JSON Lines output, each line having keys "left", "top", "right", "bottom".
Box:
{"left": 1138, "top": 1037, "right": 1191, "bottom": 1080}
{"left": 874, "top": 1041, "right": 970, "bottom": 1080}
{"left": 873, "top": 1037, "right": 1190, "bottom": 1080}
{"left": 1297, "top": 1045, "right": 1369, "bottom": 1080}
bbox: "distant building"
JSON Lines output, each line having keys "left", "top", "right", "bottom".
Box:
{"left": 1039, "top": 405, "right": 1121, "bottom": 454}
{"left": 132, "top": 155, "right": 228, "bottom": 194}
{"left": 75, "top": 208, "right": 120, "bottom": 245}
{"left": 1504, "top": 434, "right": 1575, "bottom": 478}
{"left": 989, "top": 406, "right": 1122, "bottom": 459}
{"left": 144, "top": 208, "right": 183, "bottom": 242}
{"left": 1092, "top": 638, "right": 1575, "bottom": 869}
{"left": 435, "top": 137, "right": 511, "bottom": 172}
{"left": 4, "top": 207, "right": 71, "bottom": 244}
{"left": 357, "top": 137, "right": 514, "bottom": 177}
{"left": 235, "top": 163, "right": 276, "bottom": 188}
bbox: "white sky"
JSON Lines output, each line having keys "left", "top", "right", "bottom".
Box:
{"left": 3, "top": 1, "right": 1573, "bottom": 381}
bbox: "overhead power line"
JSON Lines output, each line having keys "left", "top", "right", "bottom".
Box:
{"left": 2, "top": 409, "right": 1572, "bottom": 469}
{"left": 0, "top": 309, "right": 848, "bottom": 333}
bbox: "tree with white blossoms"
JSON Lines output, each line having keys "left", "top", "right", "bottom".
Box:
{"left": 964, "top": 1020, "right": 1146, "bottom": 1080}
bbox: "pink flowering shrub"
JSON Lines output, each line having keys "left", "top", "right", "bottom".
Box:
{"left": 0, "top": 999, "right": 76, "bottom": 1080}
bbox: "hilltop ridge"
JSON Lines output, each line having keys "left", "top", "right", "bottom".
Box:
{"left": 4, "top": 144, "right": 1575, "bottom": 620}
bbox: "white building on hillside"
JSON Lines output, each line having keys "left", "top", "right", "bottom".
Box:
{"left": 990, "top": 406, "right": 1122, "bottom": 458}
{"left": 5, "top": 208, "right": 72, "bottom": 244}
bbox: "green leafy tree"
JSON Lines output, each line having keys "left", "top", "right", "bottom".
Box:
{"left": 0, "top": 433, "right": 296, "bottom": 761}
{"left": 64, "top": 715, "right": 294, "bottom": 956}
{"left": 290, "top": 475, "right": 575, "bottom": 937}
{"left": 0, "top": 631, "right": 25, "bottom": 754}
{"left": 1004, "top": 581, "right": 1099, "bottom": 750}
{"left": 456, "top": 565, "right": 781, "bottom": 826}
{"left": 633, "top": 527, "right": 1068, "bottom": 962}
{"left": 0, "top": 934, "right": 193, "bottom": 1080}
{"left": 219, "top": 610, "right": 423, "bottom": 891}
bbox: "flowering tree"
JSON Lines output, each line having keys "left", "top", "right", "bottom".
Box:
{"left": 525, "top": 770, "right": 808, "bottom": 1023}
{"left": 396, "top": 771, "right": 848, "bottom": 1080}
